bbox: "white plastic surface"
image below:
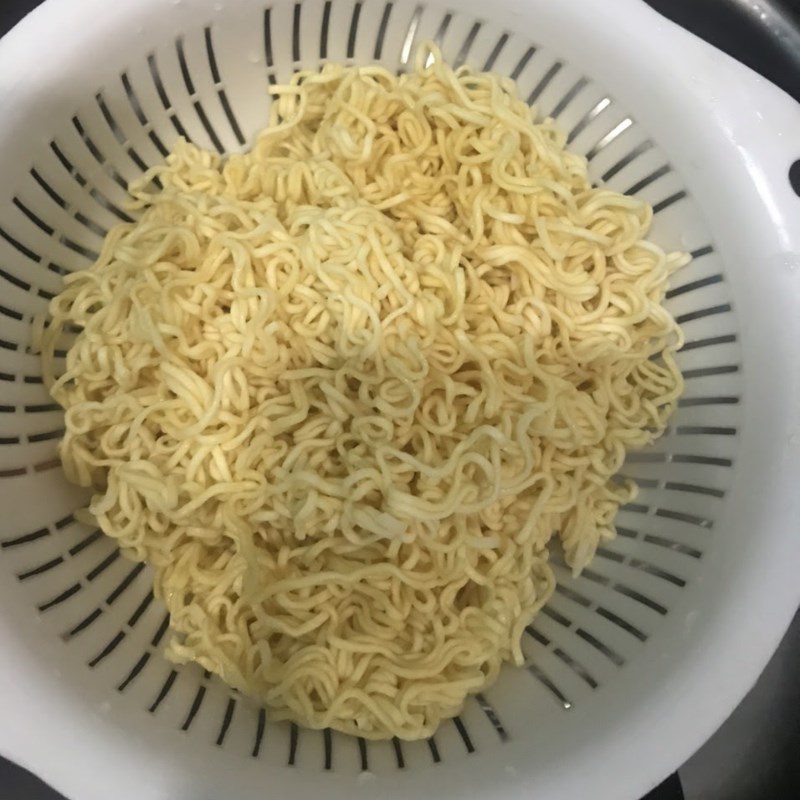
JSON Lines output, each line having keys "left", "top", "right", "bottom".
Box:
{"left": 0, "top": 1, "right": 799, "bottom": 799}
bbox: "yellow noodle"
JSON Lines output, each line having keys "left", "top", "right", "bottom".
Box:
{"left": 40, "top": 44, "right": 686, "bottom": 740}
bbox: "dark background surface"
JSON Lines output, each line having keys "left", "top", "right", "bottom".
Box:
{"left": 0, "top": 1, "right": 798, "bottom": 799}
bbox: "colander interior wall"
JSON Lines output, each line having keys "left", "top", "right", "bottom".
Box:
{"left": 0, "top": 1, "right": 797, "bottom": 799}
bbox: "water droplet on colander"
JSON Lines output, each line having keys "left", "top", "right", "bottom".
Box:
{"left": 789, "top": 432, "right": 800, "bottom": 447}
{"left": 248, "top": 52, "right": 262, "bottom": 64}
{"left": 765, "top": 252, "right": 800, "bottom": 273}
{"left": 213, "top": 1, "right": 224, "bottom": 10}
{"left": 99, "top": 701, "right": 111, "bottom": 714}
{"left": 505, "top": 765, "right": 518, "bottom": 777}
{"left": 357, "top": 771, "right": 375, "bottom": 784}
{"left": 779, "top": 253, "right": 800, "bottom": 272}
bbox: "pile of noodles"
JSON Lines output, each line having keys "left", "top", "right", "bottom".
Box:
{"left": 40, "top": 44, "right": 686, "bottom": 739}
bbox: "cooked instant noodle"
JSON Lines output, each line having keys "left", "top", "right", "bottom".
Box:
{"left": 40, "top": 44, "right": 686, "bottom": 739}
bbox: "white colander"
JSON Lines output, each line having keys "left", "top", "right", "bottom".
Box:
{"left": 1, "top": 0, "right": 799, "bottom": 798}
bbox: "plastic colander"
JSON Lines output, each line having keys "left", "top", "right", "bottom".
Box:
{"left": 1, "top": 1, "right": 799, "bottom": 798}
